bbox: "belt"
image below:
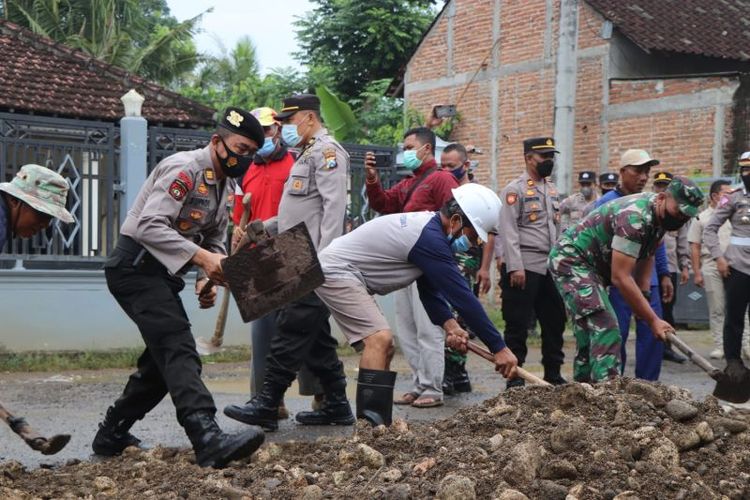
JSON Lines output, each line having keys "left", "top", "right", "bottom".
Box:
{"left": 730, "top": 236, "right": 750, "bottom": 246}
{"left": 112, "top": 236, "right": 192, "bottom": 275}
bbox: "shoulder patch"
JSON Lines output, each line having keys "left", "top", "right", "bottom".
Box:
{"left": 322, "top": 148, "right": 338, "bottom": 171}
{"left": 177, "top": 171, "right": 194, "bottom": 190}
{"left": 169, "top": 179, "right": 189, "bottom": 201}
{"left": 506, "top": 192, "right": 518, "bottom": 205}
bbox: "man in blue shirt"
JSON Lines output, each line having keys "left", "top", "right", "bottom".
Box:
{"left": 590, "top": 150, "right": 672, "bottom": 380}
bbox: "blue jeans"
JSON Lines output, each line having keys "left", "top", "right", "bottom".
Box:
{"left": 609, "top": 285, "right": 664, "bottom": 381}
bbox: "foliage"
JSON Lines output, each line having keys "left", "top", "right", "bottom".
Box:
{"left": 3, "top": 0, "right": 204, "bottom": 85}
{"left": 316, "top": 85, "right": 358, "bottom": 142}
{"left": 294, "top": 0, "right": 437, "bottom": 100}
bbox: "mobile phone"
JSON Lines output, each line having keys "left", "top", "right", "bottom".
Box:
{"left": 433, "top": 105, "right": 457, "bottom": 119}
{"left": 374, "top": 152, "right": 390, "bottom": 169}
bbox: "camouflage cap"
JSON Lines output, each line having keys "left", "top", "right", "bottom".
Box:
{"left": 0, "top": 165, "right": 74, "bottom": 223}
{"left": 666, "top": 176, "right": 704, "bottom": 218}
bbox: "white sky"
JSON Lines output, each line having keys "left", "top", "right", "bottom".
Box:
{"left": 166, "top": 0, "right": 313, "bottom": 74}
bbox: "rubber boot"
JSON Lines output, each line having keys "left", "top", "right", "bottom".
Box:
{"left": 442, "top": 354, "right": 457, "bottom": 396}
{"left": 295, "top": 381, "right": 355, "bottom": 426}
{"left": 356, "top": 368, "right": 397, "bottom": 426}
{"left": 223, "top": 380, "right": 286, "bottom": 431}
{"left": 92, "top": 406, "right": 142, "bottom": 456}
{"left": 183, "top": 411, "right": 265, "bottom": 468}
{"left": 452, "top": 359, "right": 473, "bottom": 393}
{"left": 543, "top": 365, "right": 568, "bottom": 386}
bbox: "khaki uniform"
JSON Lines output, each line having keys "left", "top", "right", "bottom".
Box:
{"left": 264, "top": 126, "right": 350, "bottom": 395}
{"left": 663, "top": 225, "right": 690, "bottom": 274}
{"left": 120, "top": 146, "right": 227, "bottom": 274}
{"left": 499, "top": 171, "right": 566, "bottom": 373}
{"left": 278, "top": 128, "right": 349, "bottom": 251}
{"left": 559, "top": 192, "right": 597, "bottom": 234}
{"left": 704, "top": 186, "right": 750, "bottom": 361}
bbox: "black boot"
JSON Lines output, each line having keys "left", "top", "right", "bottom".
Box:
{"left": 543, "top": 366, "right": 568, "bottom": 386}
{"left": 452, "top": 360, "right": 472, "bottom": 393}
{"left": 223, "top": 380, "right": 286, "bottom": 431}
{"left": 183, "top": 411, "right": 264, "bottom": 468}
{"left": 295, "top": 381, "right": 355, "bottom": 426}
{"left": 442, "top": 354, "right": 457, "bottom": 396}
{"left": 663, "top": 344, "right": 687, "bottom": 364}
{"left": 92, "top": 406, "right": 142, "bottom": 456}
{"left": 356, "top": 368, "right": 397, "bottom": 426}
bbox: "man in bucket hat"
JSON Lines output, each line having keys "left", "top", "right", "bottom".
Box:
{"left": 0, "top": 164, "right": 74, "bottom": 246}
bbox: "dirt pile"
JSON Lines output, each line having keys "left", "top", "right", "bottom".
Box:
{"left": 2, "top": 378, "right": 750, "bottom": 499}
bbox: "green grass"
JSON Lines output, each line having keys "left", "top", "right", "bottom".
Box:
{"left": 0, "top": 346, "right": 252, "bottom": 373}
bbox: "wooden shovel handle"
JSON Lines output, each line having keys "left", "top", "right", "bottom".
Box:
{"left": 466, "top": 341, "right": 551, "bottom": 386}
{"left": 666, "top": 332, "right": 720, "bottom": 376}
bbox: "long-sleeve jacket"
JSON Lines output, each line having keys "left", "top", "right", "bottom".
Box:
{"left": 366, "top": 158, "right": 458, "bottom": 214}
{"left": 704, "top": 186, "right": 750, "bottom": 276}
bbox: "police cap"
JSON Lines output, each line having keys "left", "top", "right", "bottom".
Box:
{"left": 218, "top": 107, "right": 265, "bottom": 146}
{"left": 600, "top": 172, "right": 618, "bottom": 184}
{"left": 578, "top": 171, "right": 596, "bottom": 183}
{"left": 523, "top": 137, "right": 559, "bottom": 154}
{"left": 653, "top": 171, "right": 674, "bottom": 185}
{"left": 275, "top": 94, "right": 321, "bottom": 121}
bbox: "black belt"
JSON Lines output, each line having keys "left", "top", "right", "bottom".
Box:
{"left": 111, "top": 235, "right": 192, "bottom": 275}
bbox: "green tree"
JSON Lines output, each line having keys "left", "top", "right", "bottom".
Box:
{"left": 3, "top": 0, "right": 204, "bottom": 85}
{"left": 295, "top": 0, "right": 436, "bottom": 100}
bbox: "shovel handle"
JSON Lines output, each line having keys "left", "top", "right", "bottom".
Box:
{"left": 666, "top": 332, "right": 720, "bottom": 376}
{"left": 466, "top": 341, "right": 551, "bottom": 386}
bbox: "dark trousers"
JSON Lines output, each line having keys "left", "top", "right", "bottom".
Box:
{"left": 263, "top": 292, "right": 346, "bottom": 392}
{"left": 724, "top": 267, "right": 750, "bottom": 361}
{"left": 104, "top": 255, "right": 215, "bottom": 425}
{"left": 661, "top": 272, "right": 678, "bottom": 327}
{"left": 500, "top": 266, "right": 566, "bottom": 371}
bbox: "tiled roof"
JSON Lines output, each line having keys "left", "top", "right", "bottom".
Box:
{"left": 586, "top": 0, "right": 750, "bottom": 61}
{"left": 0, "top": 19, "right": 216, "bottom": 126}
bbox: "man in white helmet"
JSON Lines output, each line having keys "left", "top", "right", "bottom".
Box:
{"left": 310, "top": 183, "right": 518, "bottom": 427}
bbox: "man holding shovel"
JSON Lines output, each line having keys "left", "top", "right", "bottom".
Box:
{"left": 549, "top": 176, "right": 704, "bottom": 383}
{"left": 92, "top": 108, "right": 266, "bottom": 468}
{"left": 0, "top": 164, "right": 74, "bottom": 455}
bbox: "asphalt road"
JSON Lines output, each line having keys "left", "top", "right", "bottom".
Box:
{"left": 0, "top": 329, "right": 737, "bottom": 468}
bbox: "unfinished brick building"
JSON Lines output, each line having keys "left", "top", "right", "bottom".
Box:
{"left": 391, "top": 0, "right": 750, "bottom": 195}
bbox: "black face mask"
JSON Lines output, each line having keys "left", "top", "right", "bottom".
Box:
{"left": 217, "top": 138, "right": 253, "bottom": 178}
{"left": 601, "top": 187, "right": 613, "bottom": 195}
{"left": 537, "top": 159, "right": 555, "bottom": 178}
{"left": 661, "top": 213, "right": 686, "bottom": 232}
{"left": 742, "top": 174, "right": 750, "bottom": 191}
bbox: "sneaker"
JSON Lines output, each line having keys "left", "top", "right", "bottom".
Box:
{"left": 709, "top": 348, "right": 724, "bottom": 360}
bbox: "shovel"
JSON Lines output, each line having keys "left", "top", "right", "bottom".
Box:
{"left": 667, "top": 332, "right": 750, "bottom": 404}
{"left": 0, "top": 401, "right": 70, "bottom": 455}
{"left": 195, "top": 193, "right": 252, "bottom": 356}
{"left": 466, "top": 341, "right": 551, "bottom": 386}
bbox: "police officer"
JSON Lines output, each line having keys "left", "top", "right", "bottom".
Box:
{"left": 224, "top": 94, "right": 354, "bottom": 431}
{"left": 559, "top": 171, "right": 597, "bottom": 233}
{"left": 582, "top": 173, "right": 619, "bottom": 218}
{"left": 652, "top": 171, "right": 690, "bottom": 364}
{"left": 499, "top": 137, "right": 567, "bottom": 388}
{"left": 92, "top": 108, "right": 266, "bottom": 468}
{"left": 704, "top": 152, "right": 750, "bottom": 380}
{"left": 549, "top": 177, "right": 704, "bottom": 382}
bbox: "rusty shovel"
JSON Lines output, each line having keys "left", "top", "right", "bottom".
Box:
{"left": 0, "top": 401, "right": 70, "bottom": 455}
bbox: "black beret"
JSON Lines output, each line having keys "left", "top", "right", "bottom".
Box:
{"left": 218, "top": 107, "right": 265, "bottom": 147}
{"left": 275, "top": 94, "right": 321, "bottom": 121}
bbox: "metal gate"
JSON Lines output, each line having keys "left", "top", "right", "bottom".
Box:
{"left": 0, "top": 112, "right": 119, "bottom": 265}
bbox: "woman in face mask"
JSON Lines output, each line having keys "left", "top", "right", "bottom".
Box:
{"left": 230, "top": 107, "right": 297, "bottom": 419}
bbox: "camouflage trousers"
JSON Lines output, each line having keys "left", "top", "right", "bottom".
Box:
{"left": 548, "top": 249, "right": 621, "bottom": 383}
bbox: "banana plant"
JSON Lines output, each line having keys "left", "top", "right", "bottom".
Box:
{"left": 316, "top": 85, "right": 358, "bottom": 142}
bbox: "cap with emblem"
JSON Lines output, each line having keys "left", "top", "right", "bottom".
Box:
{"left": 218, "top": 107, "right": 264, "bottom": 147}
{"left": 578, "top": 171, "right": 596, "bottom": 183}
{"left": 620, "top": 149, "right": 659, "bottom": 169}
{"left": 600, "top": 172, "right": 619, "bottom": 184}
{"left": 653, "top": 171, "right": 674, "bottom": 185}
{"left": 250, "top": 107, "right": 278, "bottom": 127}
{"left": 275, "top": 94, "right": 321, "bottom": 121}
{"left": 739, "top": 151, "right": 750, "bottom": 168}
{"left": 0, "top": 164, "right": 74, "bottom": 223}
{"left": 666, "top": 176, "right": 705, "bottom": 218}
{"left": 523, "top": 137, "right": 559, "bottom": 154}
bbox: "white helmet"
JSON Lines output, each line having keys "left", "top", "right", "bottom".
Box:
{"left": 451, "top": 183, "right": 502, "bottom": 242}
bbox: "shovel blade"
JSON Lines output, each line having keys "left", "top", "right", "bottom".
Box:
{"left": 28, "top": 434, "right": 71, "bottom": 455}
{"left": 712, "top": 370, "right": 750, "bottom": 404}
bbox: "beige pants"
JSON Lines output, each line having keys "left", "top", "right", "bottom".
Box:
{"left": 702, "top": 259, "right": 750, "bottom": 350}
{"left": 394, "top": 283, "right": 445, "bottom": 399}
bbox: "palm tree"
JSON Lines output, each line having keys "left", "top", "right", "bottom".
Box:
{"left": 3, "top": 0, "right": 207, "bottom": 85}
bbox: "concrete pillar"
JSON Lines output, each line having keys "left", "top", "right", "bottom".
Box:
{"left": 119, "top": 115, "right": 147, "bottom": 226}
{"left": 553, "top": 0, "right": 579, "bottom": 195}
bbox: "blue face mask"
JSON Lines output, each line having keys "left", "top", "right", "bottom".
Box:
{"left": 402, "top": 149, "right": 423, "bottom": 171}
{"left": 451, "top": 166, "right": 466, "bottom": 180}
{"left": 257, "top": 137, "right": 276, "bottom": 157}
{"left": 447, "top": 232, "right": 471, "bottom": 254}
{"left": 281, "top": 124, "right": 301, "bottom": 147}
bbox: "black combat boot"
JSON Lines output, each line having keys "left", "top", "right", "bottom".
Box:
{"left": 543, "top": 366, "right": 568, "bottom": 386}
{"left": 356, "top": 368, "right": 397, "bottom": 426}
{"left": 451, "top": 359, "right": 473, "bottom": 393}
{"left": 442, "top": 354, "right": 457, "bottom": 396}
{"left": 182, "top": 411, "right": 264, "bottom": 468}
{"left": 91, "top": 406, "right": 142, "bottom": 456}
{"left": 295, "top": 381, "right": 355, "bottom": 426}
{"left": 223, "top": 380, "right": 286, "bottom": 431}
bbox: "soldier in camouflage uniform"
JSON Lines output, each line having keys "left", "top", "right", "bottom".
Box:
{"left": 549, "top": 177, "right": 704, "bottom": 382}
{"left": 559, "top": 171, "right": 597, "bottom": 233}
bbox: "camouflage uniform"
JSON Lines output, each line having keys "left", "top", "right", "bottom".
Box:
{"left": 446, "top": 245, "right": 483, "bottom": 367}
{"left": 549, "top": 193, "right": 666, "bottom": 382}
